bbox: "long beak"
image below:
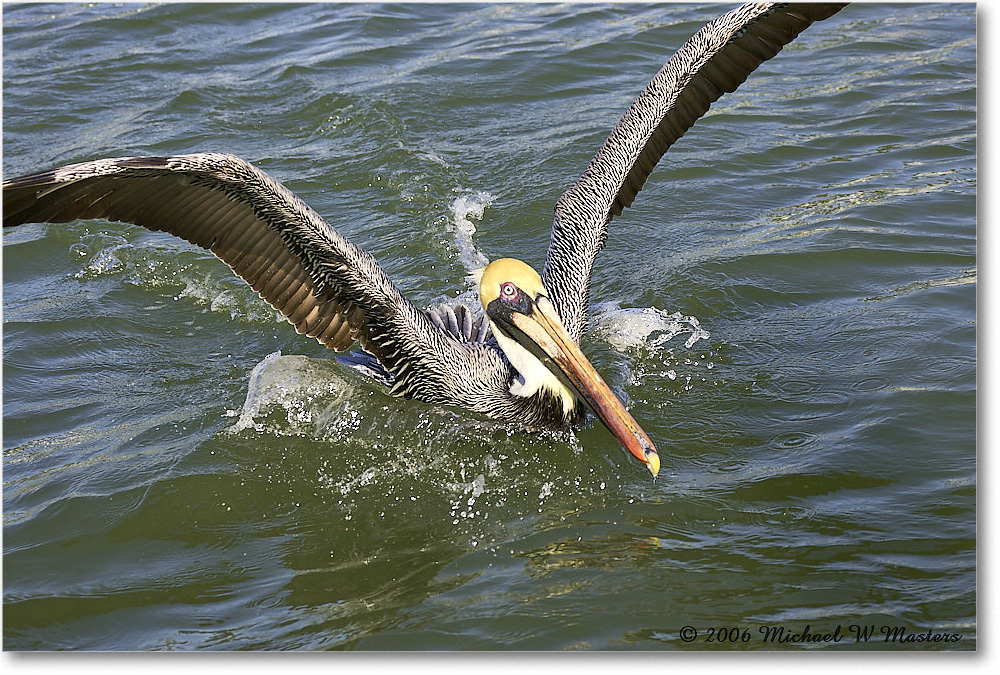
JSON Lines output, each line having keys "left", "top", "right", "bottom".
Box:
{"left": 506, "top": 296, "right": 660, "bottom": 477}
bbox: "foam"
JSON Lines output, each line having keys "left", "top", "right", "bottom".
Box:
{"left": 448, "top": 191, "right": 494, "bottom": 280}
{"left": 589, "top": 303, "right": 711, "bottom": 352}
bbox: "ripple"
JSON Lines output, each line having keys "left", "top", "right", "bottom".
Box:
{"left": 772, "top": 431, "right": 818, "bottom": 450}
{"left": 853, "top": 375, "right": 890, "bottom": 393}
{"left": 864, "top": 267, "right": 976, "bottom": 303}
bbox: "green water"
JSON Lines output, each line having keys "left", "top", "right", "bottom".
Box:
{"left": 2, "top": 3, "right": 975, "bottom": 650}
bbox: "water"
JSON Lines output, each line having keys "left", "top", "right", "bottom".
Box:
{"left": 2, "top": 3, "right": 975, "bottom": 651}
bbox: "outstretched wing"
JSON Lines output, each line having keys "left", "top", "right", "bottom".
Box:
{"left": 543, "top": 2, "right": 846, "bottom": 341}
{"left": 2, "top": 153, "right": 469, "bottom": 397}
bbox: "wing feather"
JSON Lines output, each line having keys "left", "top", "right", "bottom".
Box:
{"left": 1, "top": 152, "right": 471, "bottom": 397}
{"left": 543, "top": 2, "right": 845, "bottom": 340}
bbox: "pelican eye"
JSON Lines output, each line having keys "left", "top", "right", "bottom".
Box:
{"left": 500, "top": 282, "right": 519, "bottom": 302}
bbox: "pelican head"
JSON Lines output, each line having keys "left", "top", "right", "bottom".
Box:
{"left": 478, "top": 258, "right": 660, "bottom": 476}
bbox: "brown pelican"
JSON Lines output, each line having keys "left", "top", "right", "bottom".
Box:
{"left": 2, "top": 3, "right": 845, "bottom": 476}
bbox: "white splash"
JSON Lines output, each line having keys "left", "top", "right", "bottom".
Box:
{"left": 589, "top": 303, "right": 711, "bottom": 352}
{"left": 226, "top": 351, "right": 358, "bottom": 436}
{"left": 449, "top": 473, "right": 487, "bottom": 524}
{"left": 448, "top": 191, "right": 494, "bottom": 279}
{"left": 72, "top": 235, "right": 130, "bottom": 277}
{"left": 538, "top": 482, "right": 553, "bottom": 500}
{"left": 467, "top": 474, "right": 486, "bottom": 500}
{"left": 83, "top": 243, "right": 130, "bottom": 275}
